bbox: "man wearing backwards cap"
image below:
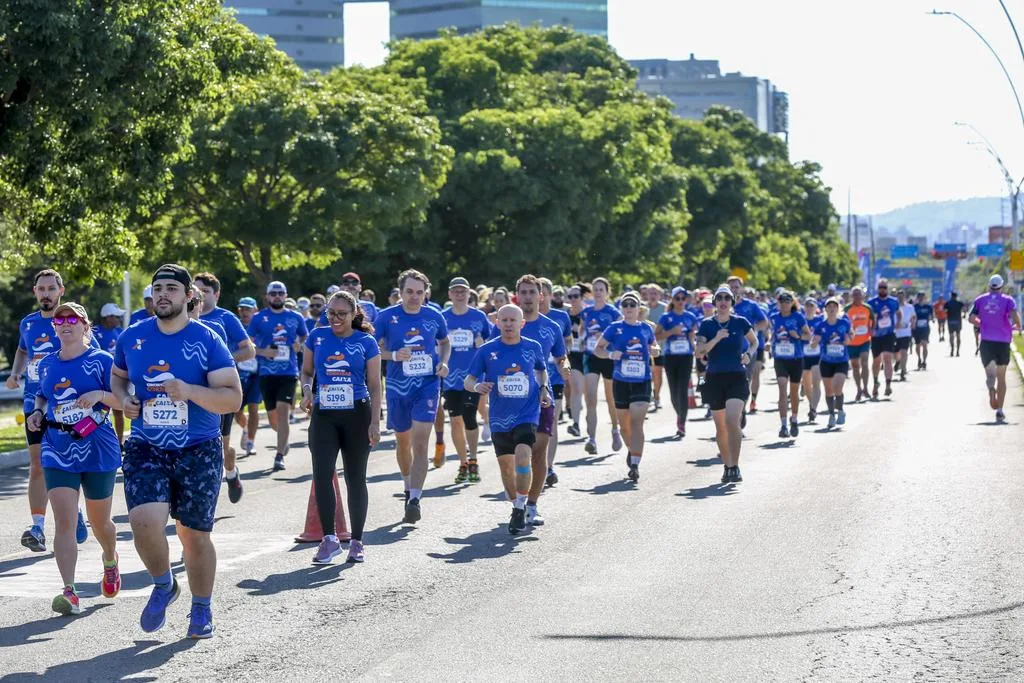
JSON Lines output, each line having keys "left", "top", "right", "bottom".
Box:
{"left": 248, "top": 280, "right": 307, "bottom": 472}
{"left": 968, "top": 274, "right": 1022, "bottom": 423}
{"left": 129, "top": 285, "right": 155, "bottom": 326}
{"left": 111, "top": 264, "right": 242, "bottom": 639}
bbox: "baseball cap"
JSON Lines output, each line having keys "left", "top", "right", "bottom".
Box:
{"left": 671, "top": 286, "right": 687, "bottom": 298}
{"left": 714, "top": 285, "right": 734, "bottom": 298}
{"left": 341, "top": 272, "right": 361, "bottom": 283}
{"left": 100, "top": 303, "right": 126, "bottom": 317}
{"left": 826, "top": 297, "right": 841, "bottom": 307}
{"left": 152, "top": 264, "right": 192, "bottom": 288}
{"left": 54, "top": 302, "right": 89, "bottom": 320}
{"left": 142, "top": 285, "right": 153, "bottom": 299}
{"left": 989, "top": 274, "right": 1004, "bottom": 289}
{"left": 449, "top": 277, "right": 471, "bottom": 289}
{"left": 297, "top": 297, "right": 310, "bottom": 311}
{"left": 326, "top": 285, "right": 341, "bottom": 295}
{"left": 266, "top": 280, "right": 287, "bottom": 294}
{"left": 238, "top": 297, "right": 257, "bottom": 309}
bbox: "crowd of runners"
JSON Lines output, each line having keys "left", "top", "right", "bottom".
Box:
{"left": 4, "top": 265, "right": 1020, "bottom": 638}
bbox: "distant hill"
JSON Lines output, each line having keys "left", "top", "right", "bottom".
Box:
{"left": 869, "top": 196, "right": 1006, "bottom": 239}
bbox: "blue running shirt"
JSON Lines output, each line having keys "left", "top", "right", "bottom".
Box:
{"left": 468, "top": 337, "right": 545, "bottom": 432}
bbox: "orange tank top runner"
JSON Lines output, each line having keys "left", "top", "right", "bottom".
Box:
{"left": 845, "top": 304, "right": 874, "bottom": 345}
{"left": 934, "top": 301, "right": 948, "bottom": 321}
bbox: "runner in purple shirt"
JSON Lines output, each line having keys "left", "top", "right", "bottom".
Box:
{"left": 968, "top": 275, "right": 1022, "bottom": 423}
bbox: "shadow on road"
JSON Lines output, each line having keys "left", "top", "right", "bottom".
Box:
{"left": 542, "top": 600, "right": 1024, "bottom": 643}
{"left": 685, "top": 456, "right": 722, "bottom": 468}
{"left": 367, "top": 471, "right": 403, "bottom": 484}
{"left": 237, "top": 562, "right": 352, "bottom": 596}
{"left": 4, "top": 638, "right": 197, "bottom": 681}
{"left": 571, "top": 479, "right": 636, "bottom": 496}
{"left": 677, "top": 483, "right": 737, "bottom": 500}
{"left": 427, "top": 525, "right": 537, "bottom": 564}
{"left": 557, "top": 453, "right": 615, "bottom": 469}
{"left": 0, "top": 603, "right": 112, "bottom": 649}
{"left": 363, "top": 521, "right": 414, "bottom": 546}
{"left": 650, "top": 435, "right": 683, "bottom": 444}
{"left": 759, "top": 441, "right": 795, "bottom": 450}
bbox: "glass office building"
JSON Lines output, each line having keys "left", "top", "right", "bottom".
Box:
{"left": 390, "top": 1, "right": 608, "bottom": 41}
{"left": 224, "top": 0, "right": 347, "bottom": 70}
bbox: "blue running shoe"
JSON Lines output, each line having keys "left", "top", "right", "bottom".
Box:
{"left": 76, "top": 509, "right": 88, "bottom": 544}
{"left": 140, "top": 578, "right": 180, "bottom": 633}
{"left": 187, "top": 605, "right": 215, "bottom": 639}
{"left": 20, "top": 524, "right": 46, "bottom": 552}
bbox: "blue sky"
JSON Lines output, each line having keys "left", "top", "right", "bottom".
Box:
{"left": 342, "top": 1, "right": 1024, "bottom": 215}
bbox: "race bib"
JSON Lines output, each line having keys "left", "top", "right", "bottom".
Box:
{"left": 826, "top": 344, "right": 845, "bottom": 357}
{"left": 143, "top": 397, "right": 188, "bottom": 429}
{"left": 27, "top": 357, "right": 42, "bottom": 382}
{"left": 669, "top": 338, "right": 691, "bottom": 355}
{"left": 403, "top": 353, "right": 433, "bottom": 377}
{"left": 54, "top": 402, "right": 87, "bottom": 426}
{"left": 585, "top": 336, "right": 598, "bottom": 353}
{"left": 775, "top": 341, "right": 795, "bottom": 358}
{"left": 274, "top": 345, "right": 291, "bottom": 362}
{"left": 804, "top": 343, "right": 820, "bottom": 357}
{"left": 854, "top": 325, "right": 868, "bottom": 336}
{"left": 238, "top": 358, "right": 258, "bottom": 373}
{"left": 319, "top": 383, "right": 354, "bottom": 410}
{"left": 916, "top": 319, "right": 928, "bottom": 328}
{"left": 621, "top": 359, "right": 646, "bottom": 379}
{"left": 570, "top": 338, "right": 581, "bottom": 352}
{"left": 449, "top": 329, "right": 474, "bottom": 349}
{"left": 877, "top": 316, "right": 892, "bottom": 330}
{"left": 498, "top": 374, "right": 529, "bottom": 398}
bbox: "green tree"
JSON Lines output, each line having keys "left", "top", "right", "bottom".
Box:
{"left": 747, "top": 233, "right": 817, "bottom": 292}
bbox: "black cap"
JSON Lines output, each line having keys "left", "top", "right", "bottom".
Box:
{"left": 152, "top": 264, "right": 192, "bottom": 288}
{"left": 449, "top": 277, "right": 471, "bottom": 289}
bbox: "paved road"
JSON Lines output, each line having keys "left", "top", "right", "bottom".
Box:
{"left": 0, "top": 347, "right": 1022, "bottom": 681}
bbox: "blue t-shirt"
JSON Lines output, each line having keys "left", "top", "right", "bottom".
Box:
{"left": 201, "top": 307, "right": 249, "bottom": 354}
{"left": 361, "top": 301, "right": 379, "bottom": 323}
{"left": 304, "top": 329, "right": 379, "bottom": 408}
{"left": 868, "top": 296, "right": 899, "bottom": 338}
{"left": 913, "top": 303, "right": 932, "bottom": 330}
{"left": 441, "top": 307, "right": 492, "bottom": 391}
{"left": 375, "top": 304, "right": 449, "bottom": 395}
{"left": 129, "top": 308, "right": 152, "bottom": 326}
{"left": 803, "top": 314, "right": 824, "bottom": 357}
{"left": 522, "top": 314, "right": 567, "bottom": 388}
{"left": 543, "top": 308, "right": 572, "bottom": 386}
{"left": 697, "top": 315, "right": 753, "bottom": 374}
{"left": 734, "top": 299, "right": 767, "bottom": 350}
{"left": 468, "top": 337, "right": 545, "bottom": 432}
{"left": 580, "top": 304, "right": 622, "bottom": 355}
{"left": 36, "top": 348, "right": 121, "bottom": 473}
{"left": 769, "top": 311, "right": 808, "bottom": 360}
{"left": 247, "top": 308, "right": 307, "bottom": 377}
{"left": 601, "top": 321, "right": 656, "bottom": 382}
{"left": 658, "top": 309, "right": 699, "bottom": 356}
{"left": 93, "top": 326, "right": 122, "bottom": 354}
{"left": 305, "top": 317, "right": 319, "bottom": 334}
{"left": 815, "top": 318, "right": 853, "bottom": 363}
{"left": 18, "top": 311, "right": 99, "bottom": 413}
{"left": 114, "top": 318, "right": 235, "bottom": 448}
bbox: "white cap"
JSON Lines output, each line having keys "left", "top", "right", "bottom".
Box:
{"left": 989, "top": 274, "right": 1004, "bottom": 289}
{"left": 142, "top": 285, "right": 153, "bottom": 299}
{"left": 266, "top": 280, "right": 287, "bottom": 294}
{"left": 100, "top": 303, "right": 126, "bottom": 317}
{"left": 326, "top": 285, "right": 341, "bottom": 295}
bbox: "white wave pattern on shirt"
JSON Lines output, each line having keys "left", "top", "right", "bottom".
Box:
{"left": 81, "top": 357, "right": 107, "bottom": 384}
{"left": 182, "top": 339, "right": 208, "bottom": 365}
{"left": 41, "top": 439, "right": 93, "bottom": 469}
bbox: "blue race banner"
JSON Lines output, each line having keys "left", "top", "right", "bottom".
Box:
{"left": 890, "top": 245, "right": 919, "bottom": 259}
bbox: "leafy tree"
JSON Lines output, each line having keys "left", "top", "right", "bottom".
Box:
{"left": 747, "top": 233, "right": 817, "bottom": 292}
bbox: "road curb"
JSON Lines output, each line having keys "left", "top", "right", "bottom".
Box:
{"left": 1013, "top": 339, "right": 1024, "bottom": 382}
{"left": 0, "top": 448, "right": 28, "bottom": 470}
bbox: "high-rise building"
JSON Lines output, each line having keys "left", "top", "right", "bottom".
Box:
{"left": 390, "top": 0, "right": 608, "bottom": 41}
{"left": 224, "top": 0, "right": 348, "bottom": 70}
{"left": 631, "top": 55, "right": 788, "bottom": 135}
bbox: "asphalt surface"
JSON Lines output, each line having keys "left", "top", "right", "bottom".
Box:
{"left": 0, "top": 344, "right": 1022, "bottom": 681}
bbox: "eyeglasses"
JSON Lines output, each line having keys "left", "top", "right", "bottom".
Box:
{"left": 268, "top": 291, "right": 286, "bottom": 297}
{"left": 53, "top": 315, "right": 82, "bottom": 326}
{"left": 714, "top": 295, "right": 732, "bottom": 302}
{"left": 620, "top": 300, "right": 639, "bottom": 308}
{"left": 309, "top": 303, "right": 324, "bottom": 309}
{"left": 567, "top": 294, "right": 581, "bottom": 300}
{"left": 327, "top": 309, "right": 352, "bottom": 319}
{"left": 341, "top": 279, "right": 360, "bottom": 286}
{"left": 877, "top": 286, "right": 888, "bottom": 291}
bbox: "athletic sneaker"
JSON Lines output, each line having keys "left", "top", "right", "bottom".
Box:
{"left": 101, "top": 554, "right": 121, "bottom": 598}
{"left": 273, "top": 453, "right": 286, "bottom": 471}
{"left": 545, "top": 469, "right": 558, "bottom": 487}
{"left": 312, "top": 536, "right": 343, "bottom": 565}
{"left": 52, "top": 587, "right": 81, "bottom": 616}
{"left": 836, "top": 411, "right": 846, "bottom": 426}
{"left": 20, "top": 525, "right": 46, "bottom": 553}
{"left": 627, "top": 465, "right": 639, "bottom": 482}
{"left": 433, "top": 442, "right": 445, "bottom": 469}
{"left": 721, "top": 466, "right": 731, "bottom": 484}
{"left": 731, "top": 467, "right": 743, "bottom": 483}
{"left": 455, "top": 465, "right": 469, "bottom": 484}
{"left": 567, "top": 423, "right": 580, "bottom": 437}
{"left": 827, "top": 413, "right": 837, "bottom": 429}
{"left": 778, "top": 424, "right": 789, "bottom": 439}
{"left": 996, "top": 410, "right": 1006, "bottom": 424}
{"left": 467, "top": 462, "right": 481, "bottom": 483}
{"left": 76, "top": 510, "right": 88, "bottom": 544}
{"left": 807, "top": 409, "right": 816, "bottom": 423}
{"left": 611, "top": 429, "right": 623, "bottom": 452}
{"left": 226, "top": 474, "right": 243, "bottom": 504}
{"left": 346, "top": 539, "right": 365, "bottom": 563}
{"left": 704, "top": 406, "right": 712, "bottom": 419}
{"left": 789, "top": 419, "right": 799, "bottom": 438}
{"left": 140, "top": 578, "right": 180, "bottom": 632}
{"left": 244, "top": 439, "right": 256, "bottom": 456}
{"left": 584, "top": 439, "right": 597, "bottom": 455}
{"left": 884, "top": 383, "right": 892, "bottom": 397}
{"left": 741, "top": 412, "right": 747, "bottom": 429}
{"left": 508, "top": 508, "right": 526, "bottom": 535}
{"left": 187, "top": 605, "right": 214, "bottom": 639}
{"left": 480, "top": 425, "right": 491, "bottom": 443}
{"left": 404, "top": 497, "right": 421, "bottom": 524}
{"left": 749, "top": 399, "right": 758, "bottom": 413}
{"left": 525, "top": 506, "right": 545, "bottom": 526}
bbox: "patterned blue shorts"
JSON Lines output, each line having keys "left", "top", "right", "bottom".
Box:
{"left": 122, "top": 436, "right": 224, "bottom": 532}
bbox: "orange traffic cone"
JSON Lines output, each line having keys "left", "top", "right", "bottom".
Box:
{"left": 688, "top": 377, "right": 698, "bottom": 409}
{"left": 294, "top": 472, "right": 351, "bottom": 543}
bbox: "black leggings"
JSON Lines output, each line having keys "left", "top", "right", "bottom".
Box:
{"left": 664, "top": 354, "right": 694, "bottom": 423}
{"left": 309, "top": 400, "right": 372, "bottom": 541}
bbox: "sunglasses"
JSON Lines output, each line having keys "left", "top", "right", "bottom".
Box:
{"left": 53, "top": 315, "right": 82, "bottom": 326}
{"left": 714, "top": 295, "right": 733, "bottom": 302}
{"left": 341, "top": 279, "right": 360, "bottom": 286}
{"left": 567, "top": 294, "right": 581, "bottom": 299}
{"left": 620, "top": 300, "right": 639, "bottom": 308}
{"left": 673, "top": 295, "right": 686, "bottom": 301}
{"left": 268, "top": 291, "right": 286, "bottom": 297}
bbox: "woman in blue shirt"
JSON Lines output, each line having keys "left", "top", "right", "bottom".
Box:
{"left": 696, "top": 286, "right": 758, "bottom": 484}
{"left": 812, "top": 298, "right": 854, "bottom": 429}
{"left": 768, "top": 291, "right": 812, "bottom": 439}
{"left": 26, "top": 302, "right": 124, "bottom": 616}
{"left": 801, "top": 297, "right": 824, "bottom": 424}
{"left": 595, "top": 292, "right": 661, "bottom": 483}
{"left": 655, "top": 287, "right": 699, "bottom": 439}
{"left": 301, "top": 290, "right": 382, "bottom": 565}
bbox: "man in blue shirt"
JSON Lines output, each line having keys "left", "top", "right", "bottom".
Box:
{"left": 867, "top": 278, "right": 901, "bottom": 398}
{"left": 340, "top": 272, "right": 378, "bottom": 323}
{"left": 129, "top": 285, "right": 155, "bottom": 326}
{"left": 248, "top": 280, "right": 307, "bottom": 472}
{"left": 728, "top": 276, "right": 769, "bottom": 416}
{"left": 195, "top": 272, "right": 256, "bottom": 503}
{"left": 111, "top": 264, "right": 242, "bottom": 639}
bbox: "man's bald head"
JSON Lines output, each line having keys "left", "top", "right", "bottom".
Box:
{"left": 497, "top": 304, "right": 524, "bottom": 338}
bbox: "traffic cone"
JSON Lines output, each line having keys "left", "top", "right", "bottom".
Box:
{"left": 687, "top": 377, "right": 698, "bottom": 409}
{"left": 294, "top": 472, "right": 351, "bottom": 543}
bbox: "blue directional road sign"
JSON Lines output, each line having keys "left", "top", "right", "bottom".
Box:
{"left": 890, "top": 245, "right": 919, "bottom": 259}
{"left": 976, "top": 243, "right": 1005, "bottom": 258}
{"left": 933, "top": 243, "right": 968, "bottom": 259}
